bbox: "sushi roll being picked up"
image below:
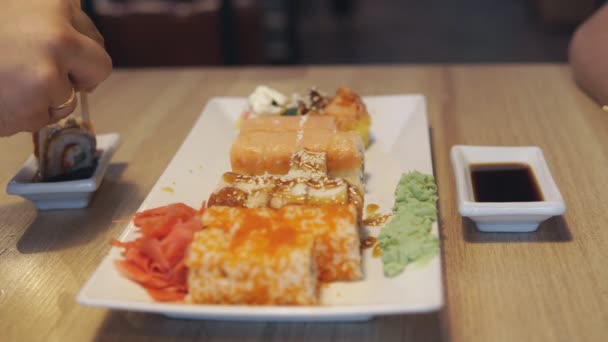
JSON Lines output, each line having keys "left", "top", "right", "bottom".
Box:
{"left": 33, "top": 93, "right": 97, "bottom": 182}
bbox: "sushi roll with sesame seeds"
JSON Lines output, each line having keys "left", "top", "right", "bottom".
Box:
{"left": 209, "top": 149, "right": 364, "bottom": 217}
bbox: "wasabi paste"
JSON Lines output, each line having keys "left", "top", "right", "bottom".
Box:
{"left": 377, "top": 171, "right": 439, "bottom": 277}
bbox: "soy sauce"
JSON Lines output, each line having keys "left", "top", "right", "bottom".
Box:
{"left": 470, "top": 163, "right": 543, "bottom": 202}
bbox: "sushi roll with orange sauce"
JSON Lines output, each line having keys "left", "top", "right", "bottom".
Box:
{"left": 186, "top": 206, "right": 320, "bottom": 305}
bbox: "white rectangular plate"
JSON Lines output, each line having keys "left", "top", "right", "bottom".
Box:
{"left": 77, "top": 95, "right": 442, "bottom": 321}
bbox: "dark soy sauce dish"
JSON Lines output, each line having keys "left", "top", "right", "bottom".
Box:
{"left": 470, "top": 163, "right": 544, "bottom": 202}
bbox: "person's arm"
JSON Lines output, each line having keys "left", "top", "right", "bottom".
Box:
{"left": 0, "top": 0, "right": 111, "bottom": 137}
{"left": 569, "top": 4, "right": 608, "bottom": 105}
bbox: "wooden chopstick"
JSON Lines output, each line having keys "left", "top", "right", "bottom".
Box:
{"left": 603, "top": 105, "right": 608, "bottom": 113}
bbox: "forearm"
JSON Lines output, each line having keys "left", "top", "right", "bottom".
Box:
{"left": 569, "top": 4, "right": 608, "bottom": 105}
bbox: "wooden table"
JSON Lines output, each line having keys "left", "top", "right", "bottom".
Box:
{"left": 1, "top": 65, "right": 607, "bottom": 342}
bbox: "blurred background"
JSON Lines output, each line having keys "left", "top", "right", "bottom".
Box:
{"left": 83, "top": 0, "right": 604, "bottom": 67}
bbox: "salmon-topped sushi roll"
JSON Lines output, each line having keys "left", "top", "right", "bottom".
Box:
{"left": 239, "top": 115, "right": 336, "bottom": 133}
{"left": 230, "top": 129, "right": 364, "bottom": 190}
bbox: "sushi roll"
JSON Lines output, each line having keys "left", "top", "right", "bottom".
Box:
{"left": 186, "top": 206, "right": 320, "bottom": 305}
{"left": 208, "top": 172, "right": 277, "bottom": 209}
{"left": 208, "top": 172, "right": 361, "bottom": 214}
{"left": 209, "top": 149, "right": 364, "bottom": 216}
{"left": 230, "top": 129, "right": 364, "bottom": 191}
{"left": 243, "top": 85, "right": 372, "bottom": 147}
{"left": 239, "top": 115, "right": 336, "bottom": 133}
{"left": 282, "top": 204, "right": 362, "bottom": 282}
{"left": 186, "top": 204, "right": 362, "bottom": 305}
{"left": 33, "top": 117, "right": 97, "bottom": 182}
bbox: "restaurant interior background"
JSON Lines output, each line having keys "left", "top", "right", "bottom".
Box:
{"left": 86, "top": 0, "right": 603, "bottom": 67}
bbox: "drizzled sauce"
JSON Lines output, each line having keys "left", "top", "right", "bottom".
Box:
{"left": 362, "top": 203, "right": 392, "bottom": 227}
{"left": 470, "top": 163, "right": 543, "bottom": 202}
{"left": 208, "top": 187, "right": 248, "bottom": 207}
{"left": 360, "top": 236, "right": 377, "bottom": 249}
{"left": 365, "top": 203, "right": 380, "bottom": 216}
{"left": 372, "top": 244, "right": 382, "bottom": 258}
{"left": 213, "top": 172, "right": 364, "bottom": 214}
{"left": 363, "top": 214, "right": 392, "bottom": 227}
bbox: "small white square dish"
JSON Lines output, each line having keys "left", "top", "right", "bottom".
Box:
{"left": 450, "top": 145, "right": 566, "bottom": 232}
{"left": 6, "top": 133, "right": 121, "bottom": 210}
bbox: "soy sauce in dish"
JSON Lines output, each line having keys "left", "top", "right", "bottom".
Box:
{"left": 470, "top": 163, "right": 543, "bottom": 202}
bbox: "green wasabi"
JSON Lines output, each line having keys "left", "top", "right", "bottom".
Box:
{"left": 377, "top": 171, "right": 439, "bottom": 277}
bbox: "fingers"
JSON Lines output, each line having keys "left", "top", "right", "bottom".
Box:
{"left": 71, "top": 7, "right": 105, "bottom": 47}
{"left": 0, "top": 63, "right": 67, "bottom": 136}
{"left": 0, "top": 7, "right": 110, "bottom": 136}
{"left": 48, "top": 86, "right": 78, "bottom": 124}
{"left": 0, "top": 105, "right": 48, "bottom": 137}
{"left": 62, "top": 27, "right": 112, "bottom": 91}
{"left": 64, "top": 9, "right": 112, "bottom": 91}
{"left": 36, "top": 58, "right": 78, "bottom": 125}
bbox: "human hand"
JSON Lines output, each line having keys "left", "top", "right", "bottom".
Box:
{"left": 569, "top": 4, "right": 608, "bottom": 106}
{"left": 0, "top": 0, "right": 112, "bottom": 137}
